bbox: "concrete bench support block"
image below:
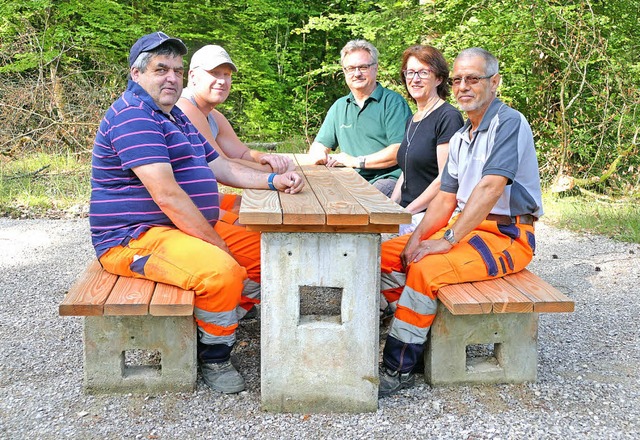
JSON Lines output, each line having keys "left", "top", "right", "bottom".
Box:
{"left": 261, "top": 232, "right": 380, "bottom": 413}
{"left": 425, "top": 302, "right": 538, "bottom": 385}
{"left": 83, "top": 315, "right": 196, "bottom": 394}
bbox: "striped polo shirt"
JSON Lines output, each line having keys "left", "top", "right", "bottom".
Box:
{"left": 441, "top": 98, "right": 543, "bottom": 218}
{"left": 90, "top": 80, "right": 220, "bottom": 257}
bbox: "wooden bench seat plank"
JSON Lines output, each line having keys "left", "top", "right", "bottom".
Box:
{"left": 59, "top": 260, "right": 118, "bottom": 316}
{"left": 505, "top": 269, "right": 575, "bottom": 313}
{"left": 328, "top": 167, "right": 412, "bottom": 225}
{"left": 103, "top": 276, "right": 154, "bottom": 316}
{"left": 150, "top": 283, "right": 195, "bottom": 316}
{"left": 438, "top": 282, "right": 493, "bottom": 315}
{"left": 239, "top": 189, "right": 282, "bottom": 225}
{"left": 471, "top": 277, "right": 534, "bottom": 313}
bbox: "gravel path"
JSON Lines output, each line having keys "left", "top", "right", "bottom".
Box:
{"left": 0, "top": 218, "right": 638, "bottom": 439}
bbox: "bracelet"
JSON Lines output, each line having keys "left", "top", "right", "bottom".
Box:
{"left": 267, "top": 172, "right": 277, "bottom": 190}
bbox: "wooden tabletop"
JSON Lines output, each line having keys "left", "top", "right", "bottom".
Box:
{"left": 239, "top": 154, "right": 411, "bottom": 233}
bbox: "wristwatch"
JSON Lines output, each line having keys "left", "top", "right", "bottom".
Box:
{"left": 443, "top": 228, "right": 456, "bottom": 245}
{"left": 358, "top": 156, "right": 366, "bottom": 169}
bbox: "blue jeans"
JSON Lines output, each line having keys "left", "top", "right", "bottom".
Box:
{"left": 372, "top": 177, "right": 397, "bottom": 198}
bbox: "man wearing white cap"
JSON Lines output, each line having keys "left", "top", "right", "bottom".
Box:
{"left": 178, "top": 45, "right": 293, "bottom": 182}
{"left": 90, "top": 32, "right": 304, "bottom": 394}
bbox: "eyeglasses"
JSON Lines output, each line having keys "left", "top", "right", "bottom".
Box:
{"left": 403, "top": 69, "right": 431, "bottom": 80}
{"left": 449, "top": 74, "right": 495, "bottom": 87}
{"left": 343, "top": 63, "right": 376, "bottom": 76}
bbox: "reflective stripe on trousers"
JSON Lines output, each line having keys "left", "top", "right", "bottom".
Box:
{"left": 99, "top": 222, "right": 261, "bottom": 363}
{"left": 380, "top": 219, "right": 536, "bottom": 373}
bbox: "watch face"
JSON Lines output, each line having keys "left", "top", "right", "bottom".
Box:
{"left": 444, "top": 229, "right": 454, "bottom": 243}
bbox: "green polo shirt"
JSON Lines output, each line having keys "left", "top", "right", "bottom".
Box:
{"left": 315, "top": 83, "right": 411, "bottom": 183}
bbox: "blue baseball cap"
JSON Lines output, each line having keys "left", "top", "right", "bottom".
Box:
{"left": 128, "top": 31, "right": 188, "bottom": 67}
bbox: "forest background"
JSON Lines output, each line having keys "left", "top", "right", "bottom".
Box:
{"left": 0, "top": 0, "right": 638, "bottom": 238}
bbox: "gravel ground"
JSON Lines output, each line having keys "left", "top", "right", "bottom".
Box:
{"left": 0, "top": 218, "right": 639, "bottom": 439}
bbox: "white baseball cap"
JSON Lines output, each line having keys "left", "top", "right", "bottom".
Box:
{"left": 189, "top": 45, "right": 238, "bottom": 72}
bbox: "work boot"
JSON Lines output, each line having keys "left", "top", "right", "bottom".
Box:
{"left": 200, "top": 360, "right": 246, "bottom": 394}
{"left": 379, "top": 303, "right": 395, "bottom": 326}
{"left": 239, "top": 305, "right": 258, "bottom": 321}
{"left": 378, "top": 366, "right": 415, "bottom": 398}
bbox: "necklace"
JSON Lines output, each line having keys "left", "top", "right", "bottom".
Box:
{"left": 403, "top": 97, "right": 441, "bottom": 190}
{"left": 405, "top": 96, "right": 441, "bottom": 147}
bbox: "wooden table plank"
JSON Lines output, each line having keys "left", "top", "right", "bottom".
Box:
{"left": 505, "top": 269, "right": 575, "bottom": 313}
{"left": 239, "top": 189, "right": 282, "bottom": 225}
{"left": 59, "top": 260, "right": 117, "bottom": 316}
{"left": 329, "top": 167, "right": 411, "bottom": 225}
{"left": 150, "top": 283, "right": 195, "bottom": 316}
{"left": 438, "top": 282, "right": 493, "bottom": 315}
{"left": 279, "top": 160, "right": 326, "bottom": 225}
{"left": 244, "top": 223, "right": 401, "bottom": 233}
{"left": 104, "top": 276, "right": 154, "bottom": 316}
{"left": 301, "top": 165, "right": 369, "bottom": 225}
{"left": 242, "top": 154, "right": 410, "bottom": 231}
{"left": 471, "top": 277, "right": 534, "bottom": 313}
{"left": 292, "top": 153, "right": 318, "bottom": 166}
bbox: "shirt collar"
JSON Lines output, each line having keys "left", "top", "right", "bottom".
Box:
{"left": 475, "top": 98, "right": 503, "bottom": 132}
{"left": 126, "top": 80, "right": 181, "bottom": 119}
{"left": 458, "top": 98, "right": 503, "bottom": 140}
{"left": 346, "top": 82, "right": 383, "bottom": 104}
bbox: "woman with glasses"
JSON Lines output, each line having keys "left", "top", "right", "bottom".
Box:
{"left": 390, "top": 45, "right": 464, "bottom": 236}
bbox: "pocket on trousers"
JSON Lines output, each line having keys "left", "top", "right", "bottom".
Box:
{"left": 468, "top": 235, "right": 499, "bottom": 277}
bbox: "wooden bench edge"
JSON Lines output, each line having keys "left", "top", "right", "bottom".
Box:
{"left": 437, "top": 270, "right": 574, "bottom": 316}
{"left": 60, "top": 260, "right": 196, "bottom": 317}
{"left": 59, "top": 260, "right": 115, "bottom": 317}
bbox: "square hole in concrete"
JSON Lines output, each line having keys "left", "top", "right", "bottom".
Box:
{"left": 299, "top": 285, "right": 342, "bottom": 323}
{"left": 466, "top": 343, "right": 502, "bottom": 373}
{"left": 123, "top": 349, "right": 162, "bottom": 378}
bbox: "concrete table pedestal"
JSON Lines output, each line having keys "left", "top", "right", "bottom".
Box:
{"left": 260, "top": 232, "right": 380, "bottom": 413}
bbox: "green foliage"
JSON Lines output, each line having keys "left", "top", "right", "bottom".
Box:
{"left": 0, "top": 0, "right": 143, "bottom": 73}
{"left": 0, "top": 152, "right": 90, "bottom": 218}
{"left": 543, "top": 192, "right": 640, "bottom": 243}
{"left": 0, "top": 0, "right": 638, "bottom": 196}
{"left": 418, "top": 0, "right": 640, "bottom": 192}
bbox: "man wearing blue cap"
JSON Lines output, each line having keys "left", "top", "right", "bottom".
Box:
{"left": 90, "top": 32, "right": 304, "bottom": 394}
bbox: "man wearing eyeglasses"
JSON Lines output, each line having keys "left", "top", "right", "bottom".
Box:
{"left": 308, "top": 40, "right": 412, "bottom": 197}
{"left": 378, "top": 47, "right": 543, "bottom": 397}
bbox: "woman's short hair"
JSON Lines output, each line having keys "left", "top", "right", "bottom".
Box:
{"left": 400, "top": 45, "right": 451, "bottom": 101}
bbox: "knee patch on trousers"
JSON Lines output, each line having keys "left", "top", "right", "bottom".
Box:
{"left": 130, "top": 254, "right": 150, "bottom": 276}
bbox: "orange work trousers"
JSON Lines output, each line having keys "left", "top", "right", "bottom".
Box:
{"left": 99, "top": 221, "right": 260, "bottom": 363}
{"left": 381, "top": 218, "right": 536, "bottom": 373}
{"left": 219, "top": 193, "right": 240, "bottom": 225}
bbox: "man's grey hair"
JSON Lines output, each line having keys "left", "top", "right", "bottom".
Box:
{"left": 131, "top": 43, "right": 185, "bottom": 72}
{"left": 456, "top": 47, "right": 499, "bottom": 76}
{"left": 340, "top": 40, "right": 379, "bottom": 66}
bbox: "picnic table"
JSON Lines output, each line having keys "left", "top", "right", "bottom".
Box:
{"left": 240, "top": 153, "right": 411, "bottom": 413}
